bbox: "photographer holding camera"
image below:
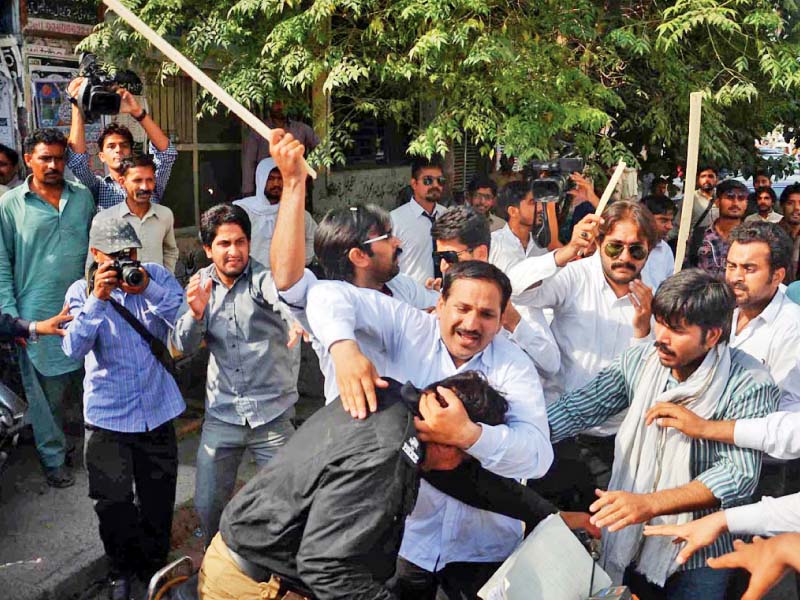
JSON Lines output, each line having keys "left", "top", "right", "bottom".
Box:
{"left": 66, "top": 74, "right": 177, "bottom": 210}
{"left": 62, "top": 217, "right": 185, "bottom": 600}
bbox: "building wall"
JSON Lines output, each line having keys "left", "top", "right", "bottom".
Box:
{"left": 317, "top": 165, "right": 410, "bottom": 213}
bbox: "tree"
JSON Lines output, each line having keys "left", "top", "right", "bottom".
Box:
{"left": 81, "top": 0, "right": 800, "bottom": 175}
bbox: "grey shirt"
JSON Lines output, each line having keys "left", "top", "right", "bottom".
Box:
{"left": 173, "top": 259, "right": 298, "bottom": 427}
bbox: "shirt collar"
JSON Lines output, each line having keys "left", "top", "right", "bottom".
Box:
{"left": 754, "top": 288, "right": 785, "bottom": 325}
{"left": 120, "top": 201, "right": 158, "bottom": 220}
{"left": 208, "top": 259, "right": 253, "bottom": 287}
{"left": 434, "top": 330, "right": 492, "bottom": 371}
{"left": 22, "top": 174, "right": 74, "bottom": 201}
{"left": 411, "top": 198, "right": 439, "bottom": 219}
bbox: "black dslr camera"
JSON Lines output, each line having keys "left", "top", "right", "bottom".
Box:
{"left": 74, "top": 53, "right": 143, "bottom": 123}
{"left": 111, "top": 252, "right": 145, "bottom": 287}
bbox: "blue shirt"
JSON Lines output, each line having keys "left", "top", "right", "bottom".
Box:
{"left": 65, "top": 141, "right": 178, "bottom": 210}
{"left": 62, "top": 263, "right": 186, "bottom": 432}
{"left": 0, "top": 176, "right": 95, "bottom": 376}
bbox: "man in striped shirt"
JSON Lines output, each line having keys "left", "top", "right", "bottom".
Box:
{"left": 547, "top": 269, "right": 779, "bottom": 600}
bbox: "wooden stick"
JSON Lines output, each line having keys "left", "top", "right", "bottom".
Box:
{"left": 673, "top": 92, "right": 703, "bottom": 273}
{"left": 102, "top": 0, "right": 317, "bottom": 179}
{"left": 594, "top": 159, "right": 627, "bottom": 216}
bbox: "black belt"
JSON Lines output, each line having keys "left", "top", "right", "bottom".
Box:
{"left": 225, "top": 544, "right": 273, "bottom": 583}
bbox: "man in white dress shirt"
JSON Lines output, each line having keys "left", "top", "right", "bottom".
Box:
{"left": 745, "top": 186, "right": 783, "bottom": 225}
{"left": 641, "top": 194, "right": 676, "bottom": 290}
{"left": 505, "top": 201, "right": 656, "bottom": 509}
{"left": 391, "top": 158, "right": 448, "bottom": 284}
{"left": 305, "top": 259, "right": 553, "bottom": 599}
{"left": 489, "top": 181, "right": 550, "bottom": 274}
{"left": 465, "top": 174, "right": 505, "bottom": 232}
{"left": 234, "top": 156, "right": 316, "bottom": 268}
{"left": 431, "top": 205, "right": 560, "bottom": 378}
{"left": 92, "top": 155, "right": 179, "bottom": 273}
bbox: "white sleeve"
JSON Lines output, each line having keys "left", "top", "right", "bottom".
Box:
{"left": 276, "top": 268, "right": 318, "bottom": 331}
{"left": 725, "top": 493, "right": 800, "bottom": 536}
{"left": 733, "top": 412, "right": 800, "bottom": 460}
{"left": 304, "top": 212, "right": 317, "bottom": 266}
{"left": 507, "top": 308, "right": 561, "bottom": 376}
{"left": 466, "top": 341, "right": 554, "bottom": 479}
{"left": 773, "top": 356, "right": 800, "bottom": 412}
{"left": 508, "top": 251, "right": 580, "bottom": 313}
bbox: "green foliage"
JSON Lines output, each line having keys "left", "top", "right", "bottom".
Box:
{"left": 81, "top": 0, "right": 800, "bottom": 172}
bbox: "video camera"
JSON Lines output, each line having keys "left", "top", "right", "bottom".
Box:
{"left": 74, "top": 53, "right": 143, "bottom": 123}
{"left": 529, "top": 157, "right": 586, "bottom": 204}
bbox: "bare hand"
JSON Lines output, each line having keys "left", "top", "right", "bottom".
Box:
{"left": 501, "top": 302, "right": 521, "bottom": 333}
{"left": 117, "top": 87, "right": 142, "bottom": 116}
{"left": 269, "top": 129, "right": 306, "bottom": 184}
{"left": 589, "top": 488, "right": 655, "bottom": 532}
{"left": 414, "top": 386, "right": 482, "bottom": 449}
{"left": 643, "top": 511, "right": 727, "bottom": 565}
{"left": 569, "top": 172, "right": 598, "bottom": 205}
{"left": 186, "top": 272, "right": 212, "bottom": 320}
{"left": 120, "top": 267, "right": 149, "bottom": 295}
{"left": 329, "top": 339, "right": 389, "bottom": 419}
{"left": 287, "top": 321, "right": 310, "bottom": 348}
{"left": 556, "top": 214, "right": 602, "bottom": 265}
{"left": 93, "top": 261, "right": 119, "bottom": 301}
{"left": 425, "top": 277, "right": 442, "bottom": 292}
{"left": 36, "top": 305, "right": 73, "bottom": 337}
{"left": 560, "top": 511, "right": 602, "bottom": 539}
{"left": 645, "top": 402, "right": 709, "bottom": 438}
{"left": 629, "top": 279, "right": 653, "bottom": 338}
{"left": 707, "top": 536, "right": 797, "bottom": 600}
{"left": 67, "top": 77, "right": 86, "bottom": 99}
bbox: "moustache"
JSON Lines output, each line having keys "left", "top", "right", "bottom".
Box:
{"left": 455, "top": 327, "right": 480, "bottom": 338}
{"left": 135, "top": 191, "right": 152, "bottom": 199}
{"left": 393, "top": 247, "right": 403, "bottom": 261}
{"left": 653, "top": 341, "right": 675, "bottom": 356}
{"left": 611, "top": 261, "right": 636, "bottom": 271}
{"left": 732, "top": 283, "right": 748, "bottom": 291}
{"left": 44, "top": 170, "right": 61, "bottom": 176}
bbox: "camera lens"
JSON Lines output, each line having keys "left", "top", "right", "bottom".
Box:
{"left": 122, "top": 265, "right": 144, "bottom": 286}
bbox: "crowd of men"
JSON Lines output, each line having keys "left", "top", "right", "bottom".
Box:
{"left": 0, "top": 78, "right": 799, "bottom": 600}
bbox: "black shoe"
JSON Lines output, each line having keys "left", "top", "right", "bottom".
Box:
{"left": 44, "top": 465, "right": 75, "bottom": 488}
{"left": 65, "top": 443, "right": 76, "bottom": 467}
{"left": 109, "top": 576, "right": 131, "bottom": 600}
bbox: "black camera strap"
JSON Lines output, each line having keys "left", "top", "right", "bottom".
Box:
{"left": 108, "top": 298, "right": 176, "bottom": 377}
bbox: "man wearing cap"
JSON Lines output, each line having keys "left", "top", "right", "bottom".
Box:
{"left": 62, "top": 218, "right": 185, "bottom": 600}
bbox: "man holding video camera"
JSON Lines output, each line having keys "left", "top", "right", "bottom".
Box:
{"left": 66, "top": 73, "right": 177, "bottom": 210}
{"left": 62, "top": 218, "right": 185, "bottom": 600}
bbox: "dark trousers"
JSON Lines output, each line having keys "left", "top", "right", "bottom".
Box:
{"left": 387, "top": 556, "right": 502, "bottom": 600}
{"left": 84, "top": 421, "right": 178, "bottom": 577}
{"left": 534, "top": 434, "right": 616, "bottom": 511}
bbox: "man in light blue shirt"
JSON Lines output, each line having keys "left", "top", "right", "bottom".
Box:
{"left": 0, "top": 128, "right": 95, "bottom": 487}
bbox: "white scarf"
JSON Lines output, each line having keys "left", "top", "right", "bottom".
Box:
{"left": 601, "top": 343, "right": 731, "bottom": 586}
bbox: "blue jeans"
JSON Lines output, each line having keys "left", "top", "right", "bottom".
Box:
{"left": 624, "top": 565, "right": 732, "bottom": 600}
{"left": 194, "top": 408, "right": 295, "bottom": 546}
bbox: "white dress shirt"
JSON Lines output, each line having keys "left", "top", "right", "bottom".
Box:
{"left": 304, "top": 279, "right": 553, "bottom": 570}
{"left": 745, "top": 212, "right": 784, "bottom": 224}
{"left": 93, "top": 200, "right": 179, "bottom": 273}
{"left": 730, "top": 288, "right": 800, "bottom": 411}
{"left": 724, "top": 411, "right": 800, "bottom": 536}
{"left": 489, "top": 224, "right": 548, "bottom": 273}
{"left": 234, "top": 157, "right": 316, "bottom": 268}
{"left": 390, "top": 199, "right": 445, "bottom": 284}
{"left": 641, "top": 240, "right": 675, "bottom": 291}
{"left": 279, "top": 270, "right": 440, "bottom": 402}
{"left": 508, "top": 251, "right": 647, "bottom": 435}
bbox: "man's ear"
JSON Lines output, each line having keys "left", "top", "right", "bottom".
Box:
{"left": 23, "top": 153, "right": 32, "bottom": 168}
{"left": 473, "top": 245, "right": 489, "bottom": 262}
{"left": 771, "top": 267, "right": 786, "bottom": 287}
{"left": 347, "top": 247, "right": 369, "bottom": 269}
{"left": 203, "top": 245, "right": 213, "bottom": 260}
{"left": 704, "top": 326, "right": 724, "bottom": 349}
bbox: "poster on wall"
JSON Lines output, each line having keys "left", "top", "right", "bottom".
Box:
{"left": 0, "top": 76, "right": 16, "bottom": 148}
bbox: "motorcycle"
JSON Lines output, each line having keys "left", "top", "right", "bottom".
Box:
{"left": 0, "top": 379, "right": 27, "bottom": 474}
{"left": 146, "top": 557, "right": 198, "bottom": 600}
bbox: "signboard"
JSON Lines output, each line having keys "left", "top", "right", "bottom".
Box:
{"left": 25, "top": 0, "right": 98, "bottom": 25}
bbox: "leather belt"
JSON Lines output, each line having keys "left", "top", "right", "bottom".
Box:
{"left": 224, "top": 543, "right": 311, "bottom": 600}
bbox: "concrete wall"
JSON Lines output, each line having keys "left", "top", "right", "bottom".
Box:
{"left": 316, "top": 165, "right": 410, "bottom": 214}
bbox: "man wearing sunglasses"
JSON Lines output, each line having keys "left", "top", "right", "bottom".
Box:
{"left": 504, "top": 201, "right": 657, "bottom": 509}
{"left": 431, "top": 205, "right": 560, "bottom": 379}
{"left": 390, "top": 158, "right": 449, "bottom": 285}
{"left": 686, "top": 179, "right": 748, "bottom": 279}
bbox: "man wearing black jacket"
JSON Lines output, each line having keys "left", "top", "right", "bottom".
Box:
{"left": 199, "top": 372, "right": 561, "bottom": 600}
{"left": 0, "top": 307, "right": 72, "bottom": 341}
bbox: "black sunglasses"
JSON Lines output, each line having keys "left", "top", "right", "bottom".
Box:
{"left": 432, "top": 248, "right": 473, "bottom": 265}
{"left": 603, "top": 241, "right": 648, "bottom": 261}
{"left": 421, "top": 175, "right": 447, "bottom": 186}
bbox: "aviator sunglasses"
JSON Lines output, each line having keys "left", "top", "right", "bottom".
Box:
{"left": 421, "top": 175, "right": 447, "bottom": 186}
{"left": 603, "top": 241, "right": 648, "bottom": 261}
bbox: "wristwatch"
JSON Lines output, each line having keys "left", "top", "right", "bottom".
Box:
{"left": 28, "top": 321, "right": 39, "bottom": 342}
{"left": 133, "top": 108, "right": 147, "bottom": 122}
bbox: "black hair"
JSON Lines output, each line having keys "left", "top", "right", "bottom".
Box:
{"left": 696, "top": 163, "right": 718, "bottom": 177}
{"left": 314, "top": 204, "right": 391, "bottom": 281}
{"left": 780, "top": 183, "right": 800, "bottom": 205}
{"left": 0, "top": 143, "right": 19, "bottom": 166}
{"left": 496, "top": 181, "right": 530, "bottom": 221}
{"left": 729, "top": 221, "right": 793, "bottom": 274}
{"left": 118, "top": 154, "right": 156, "bottom": 178}
{"left": 200, "top": 203, "right": 252, "bottom": 246}
{"left": 753, "top": 185, "right": 777, "bottom": 206}
{"left": 599, "top": 200, "right": 659, "bottom": 250}
{"left": 430, "top": 205, "right": 491, "bottom": 251}
{"left": 441, "top": 260, "right": 512, "bottom": 313}
{"left": 24, "top": 128, "right": 67, "bottom": 154}
{"left": 754, "top": 169, "right": 770, "bottom": 182}
{"left": 97, "top": 122, "right": 134, "bottom": 150}
{"left": 715, "top": 179, "right": 748, "bottom": 197}
{"left": 467, "top": 174, "right": 497, "bottom": 197}
{"left": 652, "top": 269, "right": 735, "bottom": 342}
{"left": 641, "top": 194, "right": 675, "bottom": 217}
{"left": 411, "top": 156, "right": 443, "bottom": 180}
{"left": 426, "top": 370, "right": 508, "bottom": 426}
